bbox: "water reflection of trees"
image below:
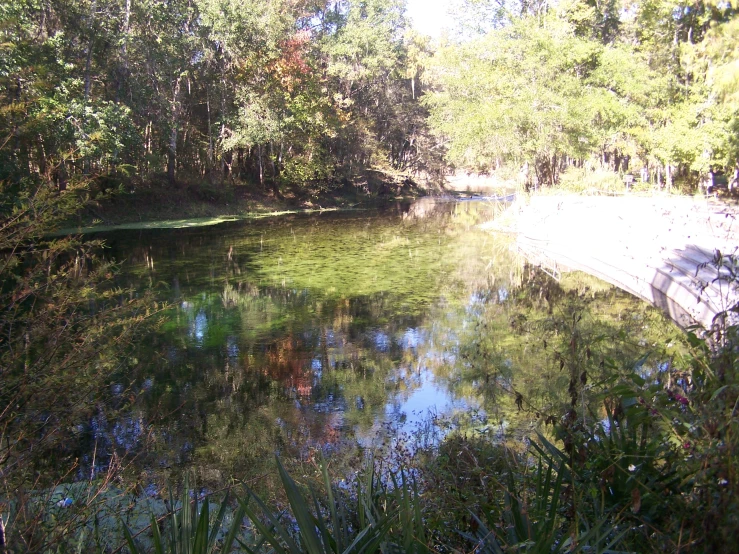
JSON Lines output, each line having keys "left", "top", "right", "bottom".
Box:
{"left": 429, "top": 265, "right": 690, "bottom": 446}
{"left": 88, "top": 205, "right": 689, "bottom": 491}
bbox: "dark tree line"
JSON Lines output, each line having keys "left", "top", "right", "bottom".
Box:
{"left": 0, "top": 0, "right": 442, "bottom": 195}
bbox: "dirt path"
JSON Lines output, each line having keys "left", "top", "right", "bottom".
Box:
{"left": 493, "top": 194, "right": 739, "bottom": 328}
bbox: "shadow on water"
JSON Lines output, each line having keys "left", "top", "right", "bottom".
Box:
{"left": 60, "top": 199, "right": 690, "bottom": 493}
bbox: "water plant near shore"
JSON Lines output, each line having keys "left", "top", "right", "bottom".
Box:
{"left": 119, "top": 455, "right": 430, "bottom": 554}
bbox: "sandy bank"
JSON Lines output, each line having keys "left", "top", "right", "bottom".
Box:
{"left": 491, "top": 194, "right": 739, "bottom": 328}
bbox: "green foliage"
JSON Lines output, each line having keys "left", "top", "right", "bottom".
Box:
{"left": 465, "top": 444, "right": 629, "bottom": 554}
{"left": 239, "top": 456, "right": 391, "bottom": 554}
{"left": 412, "top": 311, "right": 737, "bottom": 551}
{"left": 238, "top": 455, "right": 431, "bottom": 554}
{"left": 0, "top": 178, "right": 156, "bottom": 550}
{"left": 122, "top": 475, "right": 245, "bottom": 554}
{"left": 124, "top": 456, "right": 430, "bottom": 554}
{"left": 424, "top": 13, "right": 633, "bottom": 184}
{"left": 426, "top": 0, "right": 739, "bottom": 188}
{"left": 554, "top": 167, "right": 626, "bottom": 194}
{"left": 0, "top": 0, "right": 436, "bottom": 198}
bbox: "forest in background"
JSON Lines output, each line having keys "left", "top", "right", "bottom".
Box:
{"left": 0, "top": 0, "right": 439, "bottom": 201}
{"left": 426, "top": 0, "right": 739, "bottom": 189}
{"left": 3, "top": 0, "right": 739, "bottom": 200}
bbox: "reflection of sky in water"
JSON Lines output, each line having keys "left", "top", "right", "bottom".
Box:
{"left": 356, "top": 365, "right": 482, "bottom": 451}
{"left": 399, "top": 327, "right": 425, "bottom": 350}
{"left": 372, "top": 330, "right": 391, "bottom": 352}
{"left": 226, "top": 337, "right": 239, "bottom": 358}
{"left": 467, "top": 291, "right": 487, "bottom": 317}
{"left": 192, "top": 309, "right": 207, "bottom": 344}
{"left": 388, "top": 368, "right": 477, "bottom": 430}
{"left": 112, "top": 415, "right": 145, "bottom": 449}
{"left": 312, "top": 358, "right": 323, "bottom": 380}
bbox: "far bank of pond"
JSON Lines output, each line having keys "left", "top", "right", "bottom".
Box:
{"left": 65, "top": 171, "right": 434, "bottom": 232}
{"left": 50, "top": 198, "right": 691, "bottom": 498}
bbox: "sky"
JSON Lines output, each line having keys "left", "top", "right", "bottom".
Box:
{"left": 405, "top": 0, "right": 451, "bottom": 38}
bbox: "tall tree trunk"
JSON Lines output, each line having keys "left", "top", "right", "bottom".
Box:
{"left": 82, "top": 0, "right": 97, "bottom": 176}
{"left": 57, "top": 159, "right": 68, "bottom": 192}
{"left": 168, "top": 126, "right": 177, "bottom": 185}
{"left": 111, "top": 0, "right": 131, "bottom": 176}
{"left": 111, "top": 0, "right": 131, "bottom": 175}
{"left": 269, "top": 142, "right": 278, "bottom": 181}
{"left": 167, "top": 78, "right": 182, "bottom": 185}
{"left": 219, "top": 64, "right": 228, "bottom": 179}
{"left": 116, "top": 0, "right": 131, "bottom": 102}
{"left": 37, "top": 135, "right": 47, "bottom": 177}
{"left": 83, "top": 32, "right": 94, "bottom": 104}
{"left": 207, "top": 89, "right": 213, "bottom": 167}
{"left": 257, "top": 144, "right": 264, "bottom": 186}
{"left": 268, "top": 142, "right": 282, "bottom": 198}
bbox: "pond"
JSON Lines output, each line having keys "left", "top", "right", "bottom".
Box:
{"left": 76, "top": 199, "right": 688, "bottom": 491}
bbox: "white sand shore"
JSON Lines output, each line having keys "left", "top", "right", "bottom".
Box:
{"left": 491, "top": 194, "right": 739, "bottom": 328}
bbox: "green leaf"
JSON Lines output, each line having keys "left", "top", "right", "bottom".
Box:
{"left": 121, "top": 520, "right": 141, "bottom": 554}
{"left": 630, "top": 374, "right": 646, "bottom": 387}
{"left": 239, "top": 492, "right": 299, "bottom": 554}
{"left": 150, "top": 512, "right": 164, "bottom": 554}
{"left": 710, "top": 385, "right": 730, "bottom": 401}
{"left": 208, "top": 491, "right": 230, "bottom": 552}
{"left": 221, "top": 496, "right": 247, "bottom": 554}
{"left": 276, "top": 456, "right": 326, "bottom": 554}
{"left": 193, "top": 497, "right": 210, "bottom": 554}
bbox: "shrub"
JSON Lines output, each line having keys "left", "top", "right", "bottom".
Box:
{"left": 0, "top": 181, "right": 154, "bottom": 551}
{"left": 556, "top": 167, "right": 626, "bottom": 195}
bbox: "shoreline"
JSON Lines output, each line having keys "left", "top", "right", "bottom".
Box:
{"left": 53, "top": 206, "right": 359, "bottom": 236}
{"left": 495, "top": 193, "right": 739, "bottom": 328}
{"left": 55, "top": 178, "right": 426, "bottom": 235}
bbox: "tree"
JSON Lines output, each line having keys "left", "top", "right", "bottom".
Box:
{"left": 424, "top": 14, "right": 608, "bottom": 184}
{"left": 424, "top": 0, "right": 739, "bottom": 187}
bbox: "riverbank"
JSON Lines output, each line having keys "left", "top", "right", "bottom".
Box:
{"left": 63, "top": 171, "right": 432, "bottom": 233}
{"left": 488, "top": 193, "right": 739, "bottom": 328}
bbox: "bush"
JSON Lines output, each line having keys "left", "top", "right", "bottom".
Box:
{"left": 0, "top": 181, "right": 154, "bottom": 551}
{"left": 556, "top": 167, "right": 626, "bottom": 194}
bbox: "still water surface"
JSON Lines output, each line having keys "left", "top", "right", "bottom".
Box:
{"left": 83, "top": 200, "right": 684, "bottom": 487}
